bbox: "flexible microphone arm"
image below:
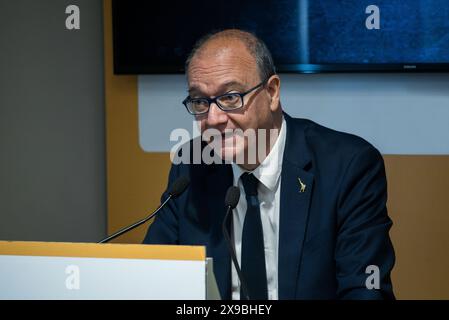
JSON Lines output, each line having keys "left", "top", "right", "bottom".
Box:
{"left": 222, "top": 186, "right": 250, "bottom": 300}
{"left": 98, "top": 175, "right": 190, "bottom": 244}
{"left": 98, "top": 196, "right": 172, "bottom": 244}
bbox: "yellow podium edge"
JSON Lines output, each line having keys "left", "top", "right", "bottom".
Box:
{"left": 0, "top": 241, "right": 205, "bottom": 261}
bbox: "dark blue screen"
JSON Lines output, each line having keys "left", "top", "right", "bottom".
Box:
{"left": 112, "top": 0, "right": 449, "bottom": 73}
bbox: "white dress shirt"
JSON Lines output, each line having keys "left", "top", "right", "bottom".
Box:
{"left": 230, "top": 117, "right": 287, "bottom": 300}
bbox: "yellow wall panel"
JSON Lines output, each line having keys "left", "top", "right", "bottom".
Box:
{"left": 385, "top": 156, "right": 449, "bottom": 299}
{"left": 104, "top": 0, "right": 171, "bottom": 244}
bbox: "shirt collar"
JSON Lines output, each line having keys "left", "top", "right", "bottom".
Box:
{"left": 232, "top": 116, "right": 287, "bottom": 192}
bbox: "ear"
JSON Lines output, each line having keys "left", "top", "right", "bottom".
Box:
{"left": 265, "top": 75, "right": 281, "bottom": 113}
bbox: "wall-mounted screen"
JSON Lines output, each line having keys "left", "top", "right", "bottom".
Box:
{"left": 112, "top": 0, "right": 449, "bottom": 73}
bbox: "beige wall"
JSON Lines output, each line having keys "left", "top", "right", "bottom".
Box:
{"left": 104, "top": 0, "right": 449, "bottom": 299}
{"left": 386, "top": 156, "right": 449, "bottom": 299}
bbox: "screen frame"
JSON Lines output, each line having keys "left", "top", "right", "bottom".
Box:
{"left": 111, "top": 1, "right": 449, "bottom": 75}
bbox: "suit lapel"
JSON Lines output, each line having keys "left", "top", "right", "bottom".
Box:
{"left": 278, "top": 114, "right": 314, "bottom": 299}
{"left": 278, "top": 165, "right": 313, "bottom": 299}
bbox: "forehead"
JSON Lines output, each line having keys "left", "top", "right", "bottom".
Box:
{"left": 187, "top": 41, "right": 259, "bottom": 94}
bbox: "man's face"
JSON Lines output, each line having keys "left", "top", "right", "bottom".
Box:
{"left": 187, "top": 40, "right": 280, "bottom": 166}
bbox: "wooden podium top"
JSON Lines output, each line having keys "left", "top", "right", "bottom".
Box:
{"left": 0, "top": 241, "right": 205, "bottom": 261}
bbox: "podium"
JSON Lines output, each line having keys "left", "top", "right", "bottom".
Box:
{"left": 0, "top": 241, "right": 221, "bottom": 300}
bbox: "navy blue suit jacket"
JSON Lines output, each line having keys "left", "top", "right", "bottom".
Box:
{"left": 143, "top": 113, "right": 395, "bottom": 300}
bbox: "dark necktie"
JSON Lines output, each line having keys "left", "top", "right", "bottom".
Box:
{"left": 240, "top": 172, "right": 268, "bottom": 300}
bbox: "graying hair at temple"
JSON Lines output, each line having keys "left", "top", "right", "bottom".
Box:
{"left": 185, "top": 29, "right": 277, "bottom": 82}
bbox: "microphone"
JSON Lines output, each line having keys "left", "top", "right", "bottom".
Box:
{"left": 98, "top": 175, "right": 190, "bottom": 243}
{"left": 222, "top": 186, "right": 250, "bottom": 300}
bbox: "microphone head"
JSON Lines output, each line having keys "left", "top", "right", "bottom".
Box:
{"left": 225, "top": 186, "right": 240, "bottom": 209}
{"left": 169, "top": 175, "right": 190, "bottom": 198}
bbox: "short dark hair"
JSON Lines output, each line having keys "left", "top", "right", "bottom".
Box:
{"left": 185, "top": 29, "right": 276, "bottom": 81}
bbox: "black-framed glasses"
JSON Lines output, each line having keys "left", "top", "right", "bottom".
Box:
{"left": 182, "top": 79, "right": 267, "bottom": 115}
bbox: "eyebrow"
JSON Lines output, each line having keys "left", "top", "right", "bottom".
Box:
{"left": 188, "top": 80, "right": 247, "bottom": 96}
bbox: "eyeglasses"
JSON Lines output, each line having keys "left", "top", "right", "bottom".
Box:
{"left": 182, "top": 79, "right": 267, "bottom": 115}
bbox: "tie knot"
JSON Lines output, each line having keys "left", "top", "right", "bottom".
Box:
{"left": 240, "top": 173, "right": 259, "bottom": 197}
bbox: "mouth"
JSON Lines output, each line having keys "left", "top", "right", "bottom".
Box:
{"left": 215, "top": 132, "right": 231, "bottom": 145}
{"left": 203, "top": 129, "right": 233, "bottom": 141}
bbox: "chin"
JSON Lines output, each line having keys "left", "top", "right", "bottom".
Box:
{"left": 222, "top": 147, "right": 248, "bottom": 165}
{"left": 218, "top": 146, "right": 235, "bottom": 163}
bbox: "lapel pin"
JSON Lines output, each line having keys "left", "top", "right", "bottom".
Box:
{"left": 298, "top": 177, "right": 306, "bottom": 193}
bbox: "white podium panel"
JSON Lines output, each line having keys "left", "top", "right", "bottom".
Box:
{"left": 0, "top": 241, "right": 214, "bottom": 300}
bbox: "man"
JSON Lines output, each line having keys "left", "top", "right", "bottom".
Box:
{"left": 144, "top": 29, "right": 395, "bottom": 300}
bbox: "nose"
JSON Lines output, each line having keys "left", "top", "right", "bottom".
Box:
{"left": 206, "top": 102, "right": 228, "bottom": 128}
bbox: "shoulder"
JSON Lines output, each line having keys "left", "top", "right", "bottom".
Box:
{"left": 287, "top": 116, "right": 382, "bottom": 162}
